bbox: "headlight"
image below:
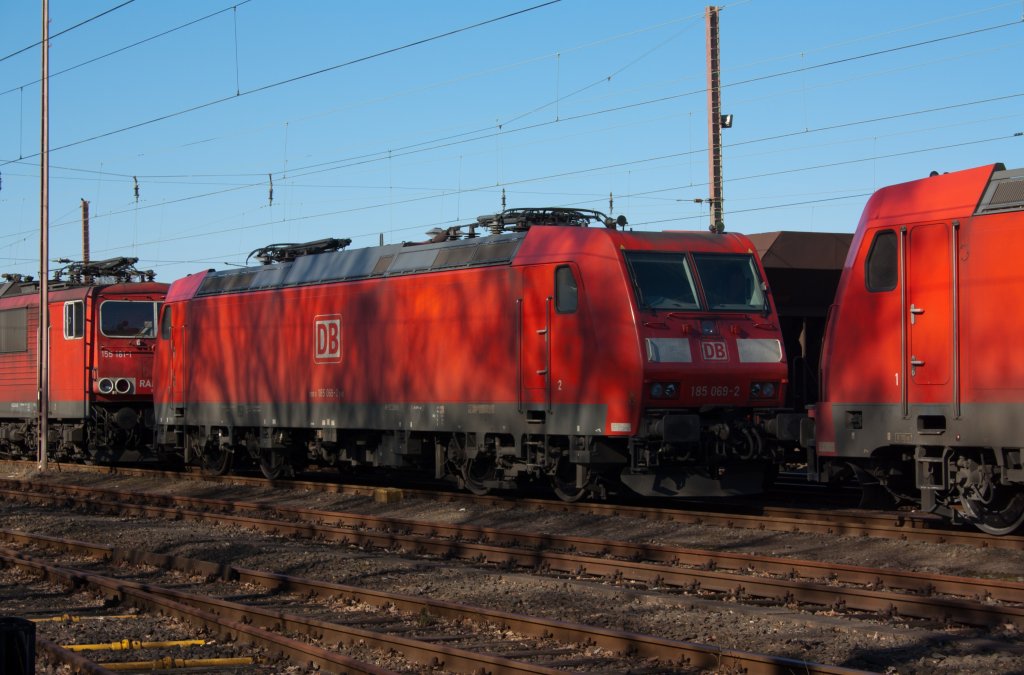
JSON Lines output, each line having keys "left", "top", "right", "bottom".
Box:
{"left": 649, "top": 382, "right": 680, "bottom": 400}
{"left": 750, "top": 381, "right": 779, "bottom": 399}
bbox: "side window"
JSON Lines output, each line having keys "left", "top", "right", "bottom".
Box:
{"left": 64, "top": 301, "right": 84, "bottom": 339}
{"left": 865, "top": 229, "right": 898, "bottom": 292}
{"left": 160, "top": 305, "right": 172, "bottom": 340}
{"left": 555, "top": 266, "right": 578, "bottom": 314}
{"left": 0, "top": 308, "right": 27, "bottom": 353}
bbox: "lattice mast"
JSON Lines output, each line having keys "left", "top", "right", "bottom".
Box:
{"left": 706, "top": 5, "right": 725, "bottom": 234}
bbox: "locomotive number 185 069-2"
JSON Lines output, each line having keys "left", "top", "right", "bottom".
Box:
{"left": 690, "top": 384, "right": 741, "bottom": 398}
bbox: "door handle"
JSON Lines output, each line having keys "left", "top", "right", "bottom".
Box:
{"left": 911, "top": 355, "right": 924, "bottom": 376}
{"left": 910, "top": 303, "right": 924, "bottom": 325}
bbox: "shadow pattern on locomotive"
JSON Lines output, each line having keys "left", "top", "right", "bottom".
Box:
{"left": 154, "top": 208, "right": 788, "bottom": 501}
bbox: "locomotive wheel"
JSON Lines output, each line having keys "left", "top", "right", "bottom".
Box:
{"left": 259, "top": 449, "right": 289, "bottom": 480}
{"left": 552, "top": 459, "right": 591, "bottom": 503}
{"left": 961, "top": 488, "right": 1024, "bottom": 536}
{"left": 200, "top": 445, "right": 232, "bottom": 477}
{"left": 461, "top": 454, "right": 496, "bottom": 496}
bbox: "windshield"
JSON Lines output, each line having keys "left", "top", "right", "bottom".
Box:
{"left": 623, "top": 252, "right": 700, "bottom": 310}
{"left": 692, "top": 253, "right": 766, "bottom": 311}
{"left": 100, "top": 300, "right": 159, "bottom": 337}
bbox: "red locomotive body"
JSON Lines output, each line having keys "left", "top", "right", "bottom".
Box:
{"left": 807, "top": 164, "right": 1024, "bottom": 533}
{"left": 0, "top": 258, "right": 167, "bottom": 462}
{"left": 155, "top": 209, "right": 787, "bottom": 499}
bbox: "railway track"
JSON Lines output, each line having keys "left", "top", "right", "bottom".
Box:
{"left": 2, "top": 476, "right": 1022, "bottom": 632}
{"left": 0, "top": 550, "right": 323, "bottom": 674}
{"left": 2, "top": 460, "right": 1018, "bottom": 549}
{"left": 0, "top": 529, "right": 870, "bottom": 674}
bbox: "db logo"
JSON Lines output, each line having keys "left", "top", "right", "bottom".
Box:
{"left": 700, "top": 340, "right": 728, "bottom": 361}
{"left": 314, "top": 315, "right": 342, "bottom": 363}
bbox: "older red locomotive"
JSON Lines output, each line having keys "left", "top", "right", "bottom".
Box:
{"left": 0, "top": 258, "right": 167, "bottom": 463}
{"left": 153, "top": 208, "right": 788, "bottom": 500}
{"left": 764, "top": 163, "right": 1024, "bottom": 535}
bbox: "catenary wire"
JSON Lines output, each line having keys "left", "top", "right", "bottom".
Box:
{"left": 2, "top": 9, "right": 1017, "bottom": 173}
{"left": 3, "top": 0, "right": 990, "bottom": 178}
{"left": 0, "top": 1, "right": 563, "bottom": 167}
{"left": 2, "top": 6, "right": 1020, "bottom": 266}
{"left": 0, "top": 0, "right": 136, "bottom": 64}
{"left": 78, "top": 131, "right": 1023, "bottom": 260}
{"left": 2, "top": 8, "right": 711, "bottom": 175}
{"left": 4, "top": 93, "right": 1017, "bottom": 243}
{"left": 0, "top": 2, "right": 253, "bottom": 98}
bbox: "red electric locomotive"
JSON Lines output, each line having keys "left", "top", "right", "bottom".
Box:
{"left": 0, "top": 258, "right": 167, "bottom": 463}
{"left": 154, "top": 208, "right": 788, "bottom": 499}
{"left": 785, "top": 163, "right": 1024, "bottom": 534}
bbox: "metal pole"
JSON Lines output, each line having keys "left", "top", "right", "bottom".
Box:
{"left": 38, "top": 0, "right": 49, "bottom": 471}
{"left": 705, "top": 5, "right": 724, "bottom": 233}
{"left": 81, "top": 199, "right": 91, "bottom": 284}
{"left": 81, "top": 199, "right": 90, "bottom": 266}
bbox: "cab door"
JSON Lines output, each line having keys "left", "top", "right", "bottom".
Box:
{"left": 520, "top": 266, "right": 550, "bottom": 412}
{"left": 519, "top": 264, "right": 585, "bottom": 418}
{"left": 53, "top": 298, "right": 87, "bottom": 418}
{"left": 549, "top": 264, "right": 585, "bottom": 411}
{"left": 157, "top": 302, "right": 186, "bottom": 415}
{"left": 906, "top": 222, "right": 953, "bottom": 405}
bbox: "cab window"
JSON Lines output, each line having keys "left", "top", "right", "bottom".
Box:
{"left": 554, "top": 266, "right": 578, "bottom": 313}
{"left": 623, "top": 252, "right": 700, "bottom": 311}
{"left": 100, "top": 300, "right": 158, "bottom": 338}
{"left": 691, "top": 253, "right": 767, "bottom": 312}
{"left": 865, "top": 229, "right": 897, "bottom": 292}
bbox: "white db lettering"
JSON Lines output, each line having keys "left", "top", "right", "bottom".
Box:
{"left": 314, "top": 315, "right": 342, "bottom": 363}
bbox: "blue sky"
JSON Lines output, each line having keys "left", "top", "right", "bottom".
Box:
{"left": 1, "top": 0, "right": 1022, "bottom": 282}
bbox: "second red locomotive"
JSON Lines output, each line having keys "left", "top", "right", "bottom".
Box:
{"left": 760, "top": 163, "right": 1024, "bottom": 535}
{"left": 154, "top": 208, "right": 788, "bottom": 500}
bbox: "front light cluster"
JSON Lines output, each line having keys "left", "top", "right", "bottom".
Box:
{"left": 650, "top": 382, "right": 680, "bottom": 399}
{"left": 97, "top": 377, "right": 135, "bottom": 395}
{"left": 749, "top": 381, "right": 777, "bottom": 399}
